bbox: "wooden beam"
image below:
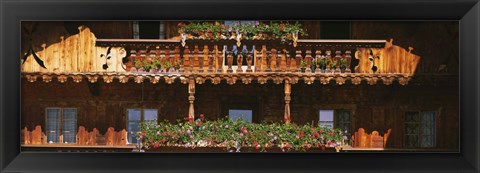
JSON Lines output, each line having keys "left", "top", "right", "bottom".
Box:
{"left": 284, "top": 79, "right": 291, "bottom": 124}
{"left": 188, "top": 78, "right": 195, "bottom": 122}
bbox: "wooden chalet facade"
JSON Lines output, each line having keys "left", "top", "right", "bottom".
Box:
{"left": 20, "top": 21, "right": 459, "bottom": 152}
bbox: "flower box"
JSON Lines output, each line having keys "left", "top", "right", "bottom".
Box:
{"left": 145, "top": 146, "right": 339, "bottom": 153}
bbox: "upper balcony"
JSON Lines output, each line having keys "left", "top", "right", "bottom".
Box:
{"left": 21, "top": 26, "right": 419, "bottom": 86}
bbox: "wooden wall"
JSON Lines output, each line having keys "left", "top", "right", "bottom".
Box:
{"left": 352, "top": 21, "right": 459, "bottom": 74}
{"left": 21, "top": 75, "right": 459, "bottom": 150}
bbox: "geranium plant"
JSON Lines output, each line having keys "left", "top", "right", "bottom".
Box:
{"left": 135, "top": 114, "right": 346, "bottom": 152}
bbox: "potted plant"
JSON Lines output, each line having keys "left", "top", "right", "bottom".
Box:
{"left": 163, "top": 61, "right": 172, "bottom": 72}
{"left": 300, "top": 60, "right": 307, "bottom": 73}
{"left": 319, "top": 58, "right": 327, "bottom": 73}
{"left": 174, "top": 60, "right": 181, "bottom": 72}
{"left": 340, "top": 58, "right": 347, "bottom": 73}
{"left": 330, "top": 60, "right": 337, "bottom": 74}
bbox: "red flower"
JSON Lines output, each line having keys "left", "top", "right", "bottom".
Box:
{"left": 319, "top": 129, "right": 323, "bottom": 133}
{"left": 199, "top": 114, "right": 204, "bottom": 118}
{"left": 280, "top": 24, "right": 285, "bottom": 31}
{"left": 196, "top": 121, "right": 202, "bottom": 127}
{"left": 177, "top": 22, "right": 186, "bottom": 27}
{"left": 161, "top": 138, "right": 166, "bottom": 143}
{"left": 255, "top": 145, "right": 260, "bottom": 150}
{"left": 314, "top": 132, "right": 320, "bottom": 138}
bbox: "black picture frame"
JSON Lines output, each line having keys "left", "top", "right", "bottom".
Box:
{"left": 1, "top": 0, "right": 479, "bottom": 172}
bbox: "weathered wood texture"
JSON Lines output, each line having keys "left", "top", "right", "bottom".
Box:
{"left": 352, "top": 21, "right": 459, "bottom": 74}
{"left": 352, "top": 128, "right": 391, "bottom": 148}
{"left": 21, "top": 74, "right": 458, "bottom": 149}
{"left": 21, "top": 125, "right": 127, "bottom": 146}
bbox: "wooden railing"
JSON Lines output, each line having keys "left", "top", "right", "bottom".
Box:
{"left": 95, "top": 38, "right": 405, "bottom": 74}
{"left": 351, "top": 128, "right": 392, "bottom": 148}
{"left": 21, "top": 27, "right": 420, "bottom": 76}
{"left": 22, "top": 125, "right": 128, "bottom": 146}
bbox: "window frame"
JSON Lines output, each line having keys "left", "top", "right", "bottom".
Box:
{"left": 403, "top": 110, "right": 437, "bottom": 148}
{"left": 126, "top": 108, "right": 158, "bottom": 144}
{"left": 44, "top": 107, "right": 78, "bottom": 144}
{"left": 318, "top": 109, "right": 353, "bottom": 135}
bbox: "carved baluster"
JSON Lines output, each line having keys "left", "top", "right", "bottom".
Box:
{"left": 174, "top": 46, "right": 181, "bottom": 72}
{"left": 129, "top": 49, "right": 137, "bottom": 72}
{"left": 246, "top": 46, "right": 253, "bottom": 72}
{"left": 193, "top": 45, "right": 200, "bottom": 73}
{"left": 236, "top": 46, "right": 244, "bottom": 73}
{"left": 138, "top": 50, "right": 147, "bottom": 72}
{"left": 254, "top": 46, "right": 263, "bottom": 72}
{"left": 169, "top": 47, "right": 176, "bottom": 72}
{"left": 305, "top": 50, "right": 313, "bottom": 73}
{"left": 276, "top": 50, "right": 283, "bottom": 72}
{"left": 216, "top": 45, "right": 224, "bottom": 73}
{"left": 149, "top": 50, "right": 157, "bottom": 73}
{"left": 345, "top": 50, "right": 352, "bottom": 73}
{"left": 265, "top": 50, "right": 272, "bottom": 72}
{"left": 325, "top": 50, "right": 332, "bottom": 73}
{"left": 295, "top": 50, "right": 302, "bottom": 72}
{"left": 226, "top": 48, "right": 234, "bottom": 73}
{"left": 315, "top": 50, "right": 322, "bottom": 73}
{"left": 335, "top": 50, "right": 342, "bottom": 73}
{"left": 208, "top": 50, "right": 214, "bottom": 73}
{"left": 198, "top": 46, "right": 205, "bottom": 73}
{"left": 182, "top": 46, "right": 189, "bottom": 73}
{"left": 189, "top": 46, "right": 195, "bottom": 73}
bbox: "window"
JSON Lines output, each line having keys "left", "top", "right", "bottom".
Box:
{"left": 228, "top": 109, "right": 253, "bottom": 123}
{"left": 127, "top": 108, "right": 158, "bottom": 144}
{"left": 319, "top": 109, "right": 351, "bottom": 133}
{"left": 404, "top": 111, "right": 436, "bottom": 148}
{"left": 45, "top": 108, "right": 77, "bottom": 144}
{"left": 133, "top": 21, "right": 165, "bottom": 39}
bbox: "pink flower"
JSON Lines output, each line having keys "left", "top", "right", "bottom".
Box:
{"left": 156, "top": 131, "right": 160, "bottom": 135}
{"left": 186, "top": 129, "right": 191, "bottom": 134}
{"left": 200, "top": 114, "right": 204, "bottom": 118}
{"left": 140, "top": 150, "right": 145, "bottom": 152}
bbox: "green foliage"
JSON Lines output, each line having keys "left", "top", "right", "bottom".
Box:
{"left": 178, "top": 21, "right": 307, "bottom": 41}
{"left": 319, "top": 58, "right": 328, "bottom": 67}
{"left": 340, "top": 58, "right": 347, "bottom": 69}
{"left": 135, "top": 115, "right": 346, "bottom": 152}
{"left": 300, "top": 60, "right": 307, "bottom": 67}
{"left": 330, "top": 59, "right": 337, "bottom": 69}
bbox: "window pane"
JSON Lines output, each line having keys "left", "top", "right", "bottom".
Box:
{"left": 62, "top": 109, "right": 77, "bottom": 144}
{"left": 319, "top": 110, "right": 334, "bottom": 129}
{"left": 228, "top": 109, "right": 253, "bottom": 123}
{"left": 127, "top": 109, "right": 141, "bottom": 120}
{"left": 144, "top": 109, "right": 158, "bottom": 121}
{"left": 46, "top": 108, "right": 61, "bottom": 143}
{"left": 421, "top": 112, "right": 436, "bottom": 147}
{"left": 127, "top": 121, "right": 140, "bottom": 144}
{"left": 335, "top": 110, "right": 350, "bottom": 133}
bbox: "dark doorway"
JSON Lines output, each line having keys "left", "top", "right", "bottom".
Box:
{"left": 320, "top": 21, "right": 351, "bottom": 39}
{"left": 139, "top": 21, "right": 160, "bottom": 39}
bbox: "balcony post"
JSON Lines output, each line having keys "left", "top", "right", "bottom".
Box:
{"left": 284, "top": 79, "right": 291, "bottom": 124}
{"left": 188, "top": 77, "right": 195, "bottom": 122}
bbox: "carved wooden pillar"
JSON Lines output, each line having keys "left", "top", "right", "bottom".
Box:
{"left": 254, "top": 46, "right": 263, "bottom": 72}
{"left": 208, "top": 50, "right": 214, "bottom": 72}
{"left": 305, "top": 50, "right": 313, "bottom": 73}
{"left": 216, "top": 45, "right": 223, "bottom": 73}
{"left": 315, "top": 50, "right": 322, "bottom": 73}
{"left": 345, "top": 50, "right": 352, "bottom": 73}
{"left": 236, "top": 51, "right": 243, "bottom": 73}
{"left": 189, "top": 46, "right": 195, "bottom": 73}
{"left": 335, "top": 50, "right": 342, "bottom": 73}
{"left": 198, "top": 45, "right": 206, "bottom": 73}
{"left": 266, "top": 50, "right": 272, "bottom": 72}
{"left": 193, "top": 45, "right": 200, "bottom": 72}
{"left": 226, "top": 49, "right": 234, "bottom": 73}
{"left": 276, "top": 50, "right": 282, "bottom": 72}
{"left": 188, "top": 78, "right": 195, "bottom": 122}
{"left": 246, "top": 48, "right": 253, "bottom": 72}
{"left": 284, "top": 80, "right": 291, "bottom": 124}
{"left": 295, "top": 50, "right": 302, "bottom": 72}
